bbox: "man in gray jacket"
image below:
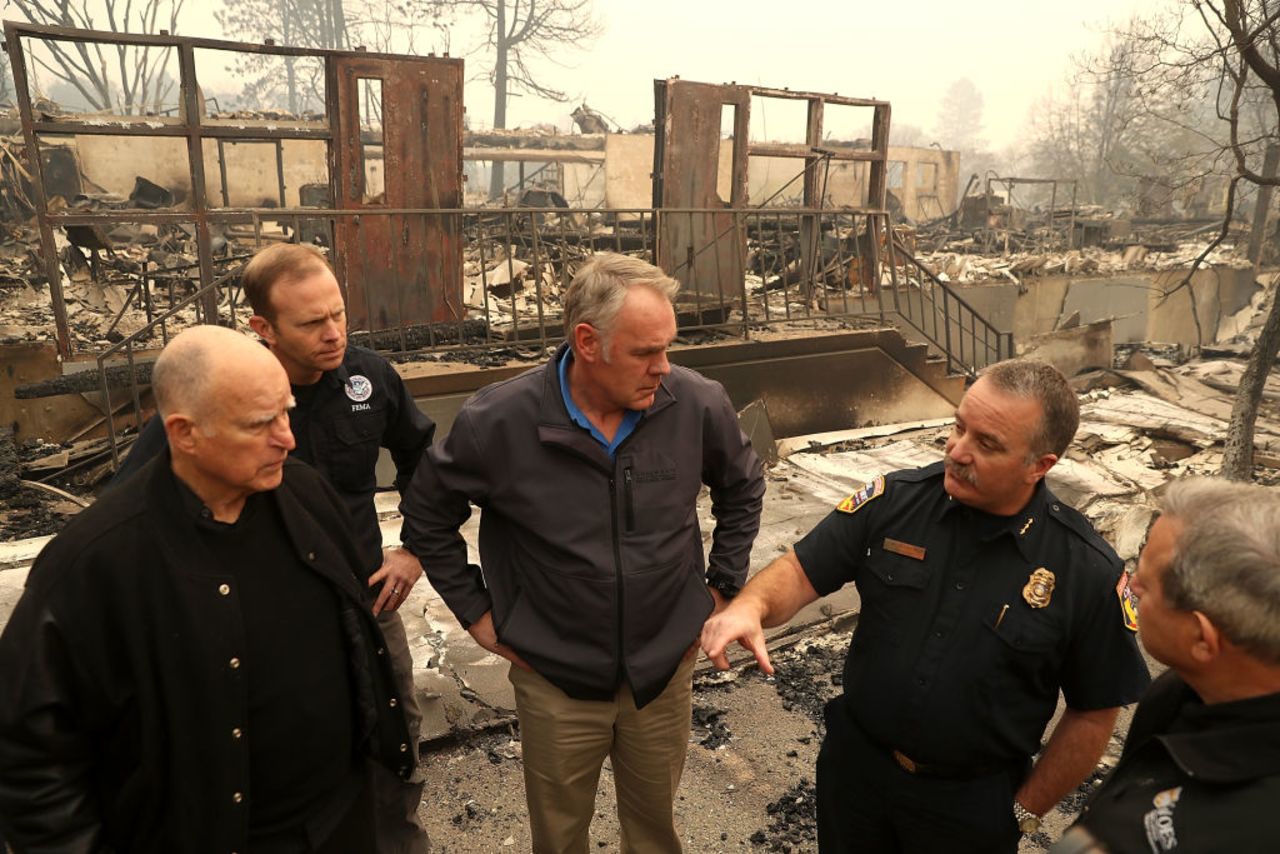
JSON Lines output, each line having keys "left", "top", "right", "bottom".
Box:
{"left": 401, "top": 253, "right": 765, "bottom": 853}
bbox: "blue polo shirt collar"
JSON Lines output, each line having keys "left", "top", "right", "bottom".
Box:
{"left": 558, "top": 347, "right": 642, "bottom": 457}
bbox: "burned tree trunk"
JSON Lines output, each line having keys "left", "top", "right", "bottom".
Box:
{"left": 488, "top": 0, "right": 510, "bottom": 201}
{"left": 1223, "top": 279, "right": 1280, "bottom": 480}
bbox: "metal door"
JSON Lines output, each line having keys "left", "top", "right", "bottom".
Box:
{"left": 331, "top": 54, "right": 464, "bottom": 332}
{"left": 654, "top": 78, "right": 749, "bottom": 302}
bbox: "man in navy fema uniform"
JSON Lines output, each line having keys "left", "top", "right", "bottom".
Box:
{"left": 703, "top": 359, "right": 1150, "bottom": 853}
{"left": 114, "top": 243, "right": 435, "bottom": 853}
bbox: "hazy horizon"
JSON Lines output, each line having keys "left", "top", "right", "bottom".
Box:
{"left": 9, "top": 0, "right": 1180, "bottom": 153}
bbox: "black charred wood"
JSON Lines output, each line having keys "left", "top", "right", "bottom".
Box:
{"left": 348, "top": 319, "right": 492, "bottom": 351}
{"left": 0, "top": 428, "right": 19, "bottom": 499}
{"left": 15, "top": 363, "right": 154, "bottom": 399}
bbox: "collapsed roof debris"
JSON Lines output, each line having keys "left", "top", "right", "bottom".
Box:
{"left": 0, "top": 122, "right": 255, "bottom": 350}
{"left": 916, "top": 240, "right": 1253, "bottom": 289}
{"left": 782, "top": 357, "right": 1280, "bottom": 557}
{"left": 903, "top": 168, "right": 1261, "bottom": 289}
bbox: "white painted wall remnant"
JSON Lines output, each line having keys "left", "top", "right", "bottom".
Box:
{"left": 67, "top": 129, "right": 959, "bottom": 222}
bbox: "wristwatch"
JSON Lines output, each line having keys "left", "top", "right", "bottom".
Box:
{"left": 1013, "top": 801, "right": 1041, "bottom": 834}
{"left": 707, "top": 574, "right": 741, "bottom": 599}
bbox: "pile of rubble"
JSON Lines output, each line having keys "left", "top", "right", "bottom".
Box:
{"left": 0, "top": 241, "right": 250, "bottom": 349}
{"left": 0, "top": 430, "right": 97, "bottom": 541}
{"left": 461, "top": 242, "right": 572, "bottom": 331}
{"left": 751, "top": 778, "right": 818, "bottom": 853}
{"left": 0, "top": 129, "right": 259, "bottom": 349}
{"left": 915, "top": 239, "right": 1251, "bottom": 288}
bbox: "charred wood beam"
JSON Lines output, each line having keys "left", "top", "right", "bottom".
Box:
{"left": 464, "top": 148, "right": 604, "bottom": 164}
{"left": 748, "top": 143, "right": 881, "bottom": 162}
{"left": 346, "top": 320, "right": 491, "bottom": 352}
{"left": 746, "top": 85, "right": 887, "bottom": 109}
{"left": 15, "top": 363, "right": 154, "bottom": 399}
{"left": 31, "top": 120, "right": 332, "bottom": 141}
{"left": 7, "top": 20, "right": 461, "bottom": 64}
{"left": 15, "top": 321, "right": 495, "bottom": 399}
{"left": 501, "top": 230, "right": 650, "bottom": 251}
{"left": 464, "top": 132, "right": 605, "bottom": 151}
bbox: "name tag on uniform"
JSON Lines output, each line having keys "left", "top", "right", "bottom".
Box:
{"left": 883, "top": 538, "right": 926, "bottom": 560}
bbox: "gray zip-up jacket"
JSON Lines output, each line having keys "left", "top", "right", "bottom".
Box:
{"left": 401, "top": 343, "right": 764, "bottom": 708}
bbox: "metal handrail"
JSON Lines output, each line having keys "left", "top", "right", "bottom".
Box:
{"left": 885, "top": 235, "right": 1012, "bottom": 378}
{"left": 96, "top": 267, "right": 242, "bottom": 466}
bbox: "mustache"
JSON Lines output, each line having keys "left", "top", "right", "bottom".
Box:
{"left": 944, "top": 457, "right": 977, "bottom": 486}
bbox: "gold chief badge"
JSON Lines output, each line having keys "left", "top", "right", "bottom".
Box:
{"left": 1022, "top": 567, "right": 1056, "bottom": 609}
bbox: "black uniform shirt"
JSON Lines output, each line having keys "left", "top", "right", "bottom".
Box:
{"left": 1075, "top": 670, "right": 1280, "bottom": 854}
{"left": 115, "top": 345, "right": 435, "bottom": 578}
{"left": 794, "top": 461, "right": 1150, "bottom": 767}
{"left": 286, "top": 346, "right": 435, "bottom": 575}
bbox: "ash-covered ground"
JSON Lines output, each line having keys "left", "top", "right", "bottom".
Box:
{"left": 417, "top": 659, "right": 828, "bottom": 853}
{"left": 414, "top": 627, "right": 1137, "bottom": 853}
{"left": 0, "top": 488, "right": 71, "bottom": 540}
{"left": 0, "top": 435, "right": 92, "bottom": 541}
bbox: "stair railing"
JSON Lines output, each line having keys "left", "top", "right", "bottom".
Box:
{"left": 882, "top": 230, "right": 1013, "bottom": 378}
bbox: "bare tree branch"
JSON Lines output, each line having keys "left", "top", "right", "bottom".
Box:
{"left": 10, "top": 0, "right": 182, "bottom": 114}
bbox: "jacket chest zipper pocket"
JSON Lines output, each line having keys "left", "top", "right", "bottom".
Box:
{"left": 623, "top": 467, "right": 636, "bottom": 533}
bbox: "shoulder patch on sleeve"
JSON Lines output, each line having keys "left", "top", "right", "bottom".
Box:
{"left": 1117, "top": 572, "right": 1139, "bottom": 632}
{"left": 836, "top": 476, "right": 885, "bottom": 515}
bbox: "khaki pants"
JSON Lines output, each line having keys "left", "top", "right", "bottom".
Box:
{"left": 372, "top": 609, "right": 431, "bottom": 854}
{"left": 509, "top": 654, "right": 695, "bottom": 854}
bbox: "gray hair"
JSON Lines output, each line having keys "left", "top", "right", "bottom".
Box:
{"left": 979, "top": 359, "right": 1079, "bottom": 459}
{"left": 1160, "top": 478, "right": 1280, "bottom": 664}
{"left": 562, "top": 253, "right": 680, "bottom": 356}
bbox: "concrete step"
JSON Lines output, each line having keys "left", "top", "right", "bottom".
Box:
{"left": 866, "top": 326, "right": 967, "bottom": 406}
{"left": 920, "top": 356, "right": 968, "bottom": 404}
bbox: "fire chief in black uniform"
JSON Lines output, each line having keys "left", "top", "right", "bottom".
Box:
{"left": 702, "top": 359, "right": 1150, "bottom": 853}
{"left": 1054, "top": 478, "right": 1280, "bottom": 854}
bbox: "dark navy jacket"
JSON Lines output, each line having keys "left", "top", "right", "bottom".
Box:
{"left": 400, "top": 341, "right": 765, "bottom": 708}
{"left": 1072, "top": 670, "right": 1280, "bottom": 854}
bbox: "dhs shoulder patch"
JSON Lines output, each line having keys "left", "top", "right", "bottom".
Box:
{"left": 836, "top": 476, "right": 885, "bottom": 515}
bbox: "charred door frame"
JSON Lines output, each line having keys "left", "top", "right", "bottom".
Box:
{"left": 652, "top": 79, "right": 750, "bottom": 304}
{"left": 330, "top": 54, "right": 464, "bottom": 333}
{"left": 4, "top": 21, "right": 465, "bottom": 357}
{"left": 653, "top": 79, "right": 892, "bottom": 304}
